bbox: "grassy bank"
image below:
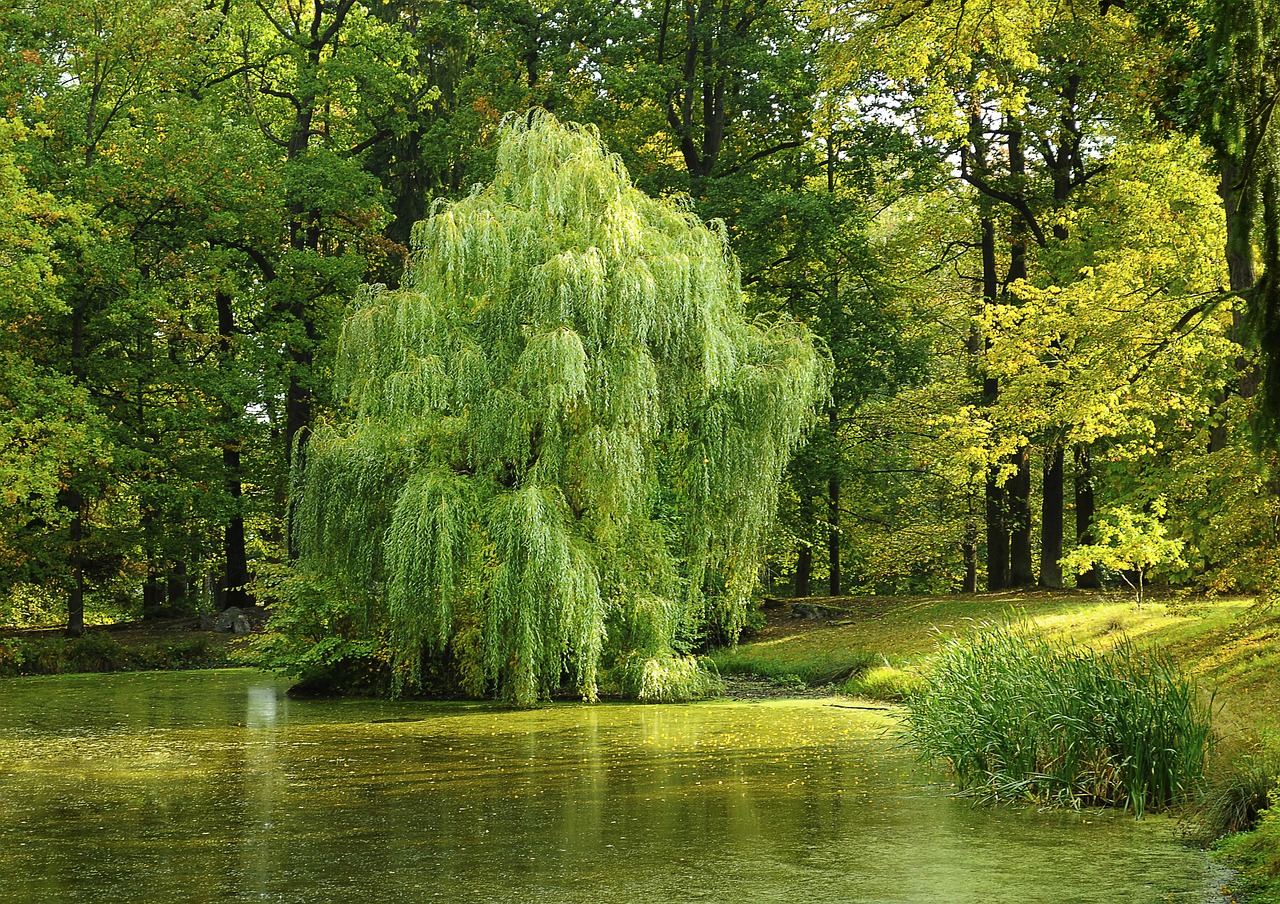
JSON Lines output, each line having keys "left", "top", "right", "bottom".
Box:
{"left": 713, "top": 590, "right": 1280, "bottom": 899}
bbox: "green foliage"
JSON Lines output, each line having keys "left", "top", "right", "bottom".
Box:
{"left": 839, "top": 663, "right": 924, "bottom": 703}
{"left": 603, "top": 653, "right": 724, "bottom": 703}
{"left": 904, "top": 622, "right": 1213, "bottom": 815}
{"left": 1218, "top": 798, "right": 1280, "bottom": 903}
{"left": 1191, "top": 749, "right": 1278, "bottom": 843}
{"left": 0, "top": 631, "right": 221, "bottom": 677}
{"left": 295, "top": 112, "right": 830, "bottom": 706}
{"left": 1060, "top": 500, "right": 1188, "bottom": 601}
{"left": 710, "top": 647, "right": 879, "bottom": 688}
{"left": 252, "top": 563, "right": 393, "bottom": 696}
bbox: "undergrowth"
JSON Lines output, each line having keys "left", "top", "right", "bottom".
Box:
{"left": 709, "top": 648, "right": 879, "bottom": 689}
{"left": 1218, "top": 804, "right": 1280, "bottom": 904}
{"left": 0, "top": 632, "right": 227, "bottom": 677}
{"left": 604, "top": 653, "right": 724, "bottom": 702}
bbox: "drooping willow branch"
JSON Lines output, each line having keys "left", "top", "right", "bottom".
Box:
{"left": 294, "top": 112, "right": 831, "bottom": 705}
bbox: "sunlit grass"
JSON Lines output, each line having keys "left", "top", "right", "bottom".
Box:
{"left": 722, "top": 591, "right": 1280, "bottom": 733}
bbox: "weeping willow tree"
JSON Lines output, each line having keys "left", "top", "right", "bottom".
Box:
{"left": 293, "top": 112, "right": 830, "bottom": 706}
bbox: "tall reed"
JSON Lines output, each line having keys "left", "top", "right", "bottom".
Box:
{"left": 903, "top": 623, "right": 1212, "bottom": 815}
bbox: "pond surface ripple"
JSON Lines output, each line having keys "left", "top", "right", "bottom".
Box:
{"left": 0, "top": 669, "right": 1229, "bottom": 903}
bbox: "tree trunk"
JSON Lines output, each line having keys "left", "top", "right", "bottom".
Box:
{"left": 1009, "top": 448, "right": 1035, "bottom": 586}
{"left": 143, "top": 574, "right": 165, "bottom": 619}
{"left": 217, "top": 291, "right": 253, "bottom": 609}
{"left": 1211, "top": 157, "right": 1260, "bottom": 451}
{"left": 827, "top": 473, "right": 840, "bottom": 597}
{"left": 961, "top": 520, "right": 979, "bottom": 593}
{"left": 167, "top": 560, "right": 188, "bottom": 612}
{"left": 1006, "top": 120, "right": 1034, "bottom": 587}
{"left": 1074, "top": 444, "right": 1099, "bottom": 589}
{"left": 67, "top": 302, "right": 88, "bottom": 635}
{"left": 141, "top": 509, "right": 166, "bottom": 619}
{"left": 982, "top": 212, "right": 1009, "bottom": 591}
{"left": 986, "top": 466, "right": 1010, "bottom": 591}
{"left": 795, "top": 496, "right": 813, "bottom": 597}
{"left": 825, "top": 143, "right": 842, "bottom": 599}
{"left": 1039, "top": 444, "right": 1064, "bottom": 588}
{"left": 67, "top": 509, "right": 85, "bottom": 637}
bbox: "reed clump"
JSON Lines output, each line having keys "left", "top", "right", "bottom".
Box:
{"left": 903, "top": 622, "right": 1212, "bottom": 815}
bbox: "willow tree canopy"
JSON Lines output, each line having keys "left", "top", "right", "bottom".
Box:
{"left": 294, "top": 112, "right": 830, "bottom": 706}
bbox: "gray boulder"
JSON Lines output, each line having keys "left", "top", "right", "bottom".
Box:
{"left": 215, "top": 607, "right": 243, "bottom": 632}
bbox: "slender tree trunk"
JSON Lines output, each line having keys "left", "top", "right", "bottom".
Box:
{"left": 981, "top": 214, "right": 1009, "bottom": 591}
{"left": 167, "top": 560, "right": 188, "bottom": 612}
{"left": 1074, "top": 444, "right": 1099, "bottom": 589}
{"left": 67, "top": 302, "right": 88, "bottom": 635}
{"left": 795, "top": 496, "right": 813, "bottom": 597}
{"left": 964, "top": 250, "right": 982, "bottom": 596}
{"left": 1039, "top": 444, "right": 1064, "bottom": 588}
{"left": 827, "top": 469, "right": 841, "bottom": 596}
{"left": 141, "top": 509, "right": 167, "bottom": 619}
{"left": 67, "top": 507, "right": 85, "bottom": 637}
{"left": 1009, "top": 448, "right": 1035, "bottom": 586}
{"left": 217, "top": 291, "right": 253, "bottom": 609}
{"left": 961, "top": 520, "right": 979, "bottom": 593}
{"left": 1006, "top": 120, "right": 1034, "bottom": 587}
{"left": 825, "top": 142, "right": 842, "bottom": 599}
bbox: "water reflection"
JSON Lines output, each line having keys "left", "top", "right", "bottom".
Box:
{"left": 0, "top": 670, "right": 1228, "bottom": 903}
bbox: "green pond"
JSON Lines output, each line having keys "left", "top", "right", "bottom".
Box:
{"left": 0, "top": 669, "right": 1227, "bottom": 903}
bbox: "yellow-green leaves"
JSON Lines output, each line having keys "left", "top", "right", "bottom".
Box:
{"left": 297, "top": 112, "right": 830, "bottom": 705}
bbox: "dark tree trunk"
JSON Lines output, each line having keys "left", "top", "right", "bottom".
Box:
{"left": 961, "top": 521, "right": 979, "bottom": 593}
{"left": 795, "top": 496, "right": 813, "bottom": 597}
{"left": 141, "top": 509, "right": 166, "bottom": 619}
{"left": 1074, "top": 444, "right": 1100, "bottom": 589}
{"left": 167, "top": 560, "right": 188, "bottom": 611}
{"left": 67, "top": 509, "right": 85, "bottom": 637}
{"left": 67, "top": 303, "right": 87, "bottom": 636}
{"left": 1006, "top": 121, "right": 1034, "bottom": 587}
{"left": 217, "top": 291, "right": 253, "bottom": 610}
{"left": 1211, "top": 157, "right": 1262, "bottom": 451}
{"left": 143, "top": 577, "right": 165, "bottom": 619}
{"left": 986, "top": 465, "right": 1010, "bottom": 591}
{"left": 1039, "top": 444, "right": 1064, "bottom": 588}
{"left": 981, "top": 216, "right": 1009, "bottom": 591}
{"left": 827, "top": 417, "right": 841, "bottom": 598}
{"left": 827, "top": 475, "right": 840, "bottom": 597}
{"left": 1009, "top": 448, "right": 1035, "bottom": 586}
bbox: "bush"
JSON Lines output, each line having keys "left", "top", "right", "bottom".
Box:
{"left": 904, "top": 622, "right": 1213, "bottom": 815}
{"left": 1218, "top": 800, "right": 1280, "bottom": 903}
{"left": 839, "top": 663, "right": 923, "bottom": 702}
{"left": 0, "top": 631, "right": 227, "bottom": 677}
{"left": 604, "top": 654, "right": 723, "bottom": 703}
{"left": 1189, "top": 749, "right": 1278, "bottom": 843}
{"left": 710, "top": 648, "right": 879, "bottom": 688}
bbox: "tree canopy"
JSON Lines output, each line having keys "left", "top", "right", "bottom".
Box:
{"left": 4, "top": 0, "right": 1280, "bottom": 677}
{"left": 293, "top": 113, "right": 830, "bottom": 705}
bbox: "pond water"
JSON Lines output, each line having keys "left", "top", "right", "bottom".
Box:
{"left": 0, "top": 669, "right": 1227, "bottom": 903}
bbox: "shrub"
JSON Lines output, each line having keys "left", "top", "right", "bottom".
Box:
{"left": 604, "top": 654, "right": 723, "bottom": 703}
{"left": 66, "top": 632, "right": 128, "bottom": 672}
{"left": 710, "top": 648, "right": 879, "bottom": 688}
{"left": 1189, "top": 749, "right": 1278, "bottom": 844}
{"left": 839, "top": 663, "right": 923, "bottom": 702}
{"left": 1217, "top": 800, "right": 1280, "bottom": 903}
{"left": 904, "top": 622, "right": 1213, "bottom": 815}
